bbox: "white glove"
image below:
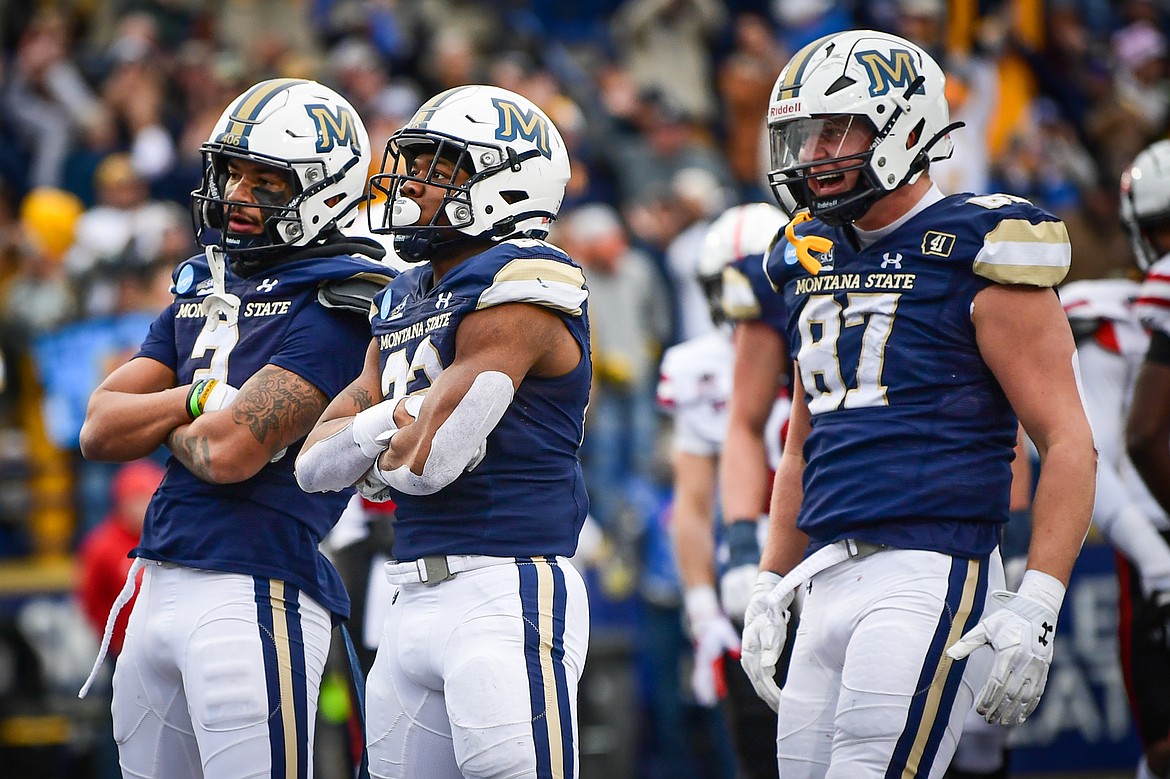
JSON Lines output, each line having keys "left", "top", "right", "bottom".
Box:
{"left": 351, "top": 399, "right": 402, "bottom": 459}
{"left": 684, "top": 586, "right": 740, "bottom": 707}
{"left": 946, "top": 570, "right": 1064, "bottom": 726}
{"left": 740, "top": 571, "right": 790, "bottom": 712}
{"left": 186, "top": 378, "right": 239, "bottom": 419}
{"left": 720, "top": 564, "right": 758, "bottom": 622}
{"left": 355, "top": 463, "right": 394, "bottom": 503}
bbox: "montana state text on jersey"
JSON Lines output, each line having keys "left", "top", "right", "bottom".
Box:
{"left": 135, "top": 251, "right": 390, "bottom": 619}
{"left": 764, "top": 193, "right": 1070, "bottom": 557}
{"left": 369, "top": 238, "right": 591, "bottom": 559}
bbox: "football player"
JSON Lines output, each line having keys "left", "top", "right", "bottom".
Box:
{"left": 657, "top": 202, "right": 789, "bottom": 778}
{"left": 295, "top": 85, "right": 590, "bottom": 778}
{"left": 1121, "top": 139, "right": 1170, "bottom": 779}
{"left": 77, "top": 79, "right": 394, "bottom": 777}
{"left": 740, "top": 29, "right": 1096, "bottom": 778}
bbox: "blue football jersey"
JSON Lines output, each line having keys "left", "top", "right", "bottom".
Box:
{"left": 724, "top": 249, "right": 788, "bottom": 333}
{"left": 134, "top": 249, "right": 395, "bottom": 619}
{"left": 764, "top": 193, "right": 1071, "bottom": 557}
{"left": 369, "top": 238, "right": 591, "bottom": 560}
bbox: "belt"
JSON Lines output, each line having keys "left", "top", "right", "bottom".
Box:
{"left": 383, "top": 555, "right": 519, "bottom": 586}
{"left": 764, "top": 538, "right": 889, "bottom": 608}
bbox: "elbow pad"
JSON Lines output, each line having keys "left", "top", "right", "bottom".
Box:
{"left": 378, "top": 371, "right": 514, "bottom": 495}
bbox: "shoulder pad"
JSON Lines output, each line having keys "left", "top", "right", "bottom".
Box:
{"left": 723, "top": 266, "right": 762, "bottom": 321}
{"left": 963, "top": 195, "right": 1071, "bottom": 286}
{"left": 318, "top": 271, "right": 396, "bottom": 316}
{"left": 476, "top": 255, "right": 587, "bottom": 316}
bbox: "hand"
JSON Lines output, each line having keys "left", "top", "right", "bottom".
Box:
{"left": 355, "top": 463, "right": 394, "bottom": 503}
{"left": 187, "top": 378, "right": 238, "bottom": 419}
{"left": 740, "top": 571, "right": 790, "bottom": 712}
{"left": 946, "top": 586, "right": 1060, "bottom": 725}
{"left": 690, "top": 613, "right": 741, "bottom": 707}
{"left": 720, "top": 564, "right": 757, "bottom": 622}
{"left": 722, "top": 518, "right": 763, "bottom": 621}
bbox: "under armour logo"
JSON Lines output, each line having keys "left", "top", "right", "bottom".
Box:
{"left": 435, "top": 292, "right": 453, "bottom": 309}
{"left": 881, "top": 252, "right": 903, "bottom": 269}
{"left": 1038, "top": 621, "right": 1054, "bottom": 647}
{"left": 257, "top": 278, "right": 279, "bottom": 293}
{"left": 806, "top": 580, "right": 813, "bottom": 594}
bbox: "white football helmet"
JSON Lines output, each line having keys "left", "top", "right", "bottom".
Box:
{"left": 766, "top": 29, "right": 960, "bottom": 226}
{"left": 368, "top": 85, "right": 571, "bottom": 262}
{"left": 192, "top": 78, "right": 370, "bottom": 261}
{"left": 1120, "top": 139, "right": 1170, "bottom": 271}
{"left": 698, "top": 202, "right": 788, "bottom": 324}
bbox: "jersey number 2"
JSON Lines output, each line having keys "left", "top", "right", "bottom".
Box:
{"left": 380, "top": 335, "right": 443, "bottom": 399}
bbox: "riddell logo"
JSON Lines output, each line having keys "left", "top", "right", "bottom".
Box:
{"left": 769, "top": 102, "right": 802, "bottom": 120}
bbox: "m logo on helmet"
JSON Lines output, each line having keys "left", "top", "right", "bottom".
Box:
{"left": 854, "top": 49, "right": 925, "bottom": 98}
{"left": 493, "top": 98, "right": 551, "bottom": 159}
{"left": 306, "top": 104, "right": 361, "bottom": 154}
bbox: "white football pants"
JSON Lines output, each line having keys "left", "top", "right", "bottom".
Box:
{"left": 365, "top": 555, "right": 589, "bottom": 779}
{"left": 776, "top": 547, "right": 1003, "bottom": 779}
{"left": 112, "top": 562, "right": 332, "bottom": 778}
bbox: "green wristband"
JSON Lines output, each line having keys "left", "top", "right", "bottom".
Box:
{"left": 186, "top": 380, "right": 208, "bottom": 420}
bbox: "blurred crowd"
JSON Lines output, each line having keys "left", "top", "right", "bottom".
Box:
{"left": 0, "top": 0, "right": 1167, "bottom": 774}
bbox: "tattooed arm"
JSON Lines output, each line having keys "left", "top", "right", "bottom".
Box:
{"left": 167, "top": 364, "right": 328, "bottom": 483}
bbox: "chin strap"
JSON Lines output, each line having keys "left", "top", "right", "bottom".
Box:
{"left": 201, "top": 245, "right": 242, "bottom": 331}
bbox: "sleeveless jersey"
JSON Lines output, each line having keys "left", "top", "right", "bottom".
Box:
{"left": 134, "top": 250, "right": 394, "bottom": 619}
{"left": 764, "top": 193, "right": 1071, "bottom": 557}
{"left": 369, "top": 238, "right": 591, "bottom": 560}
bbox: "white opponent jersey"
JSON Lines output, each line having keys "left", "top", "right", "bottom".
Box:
{"left": 1137, "top": 254, "right": 1170, "bottom": 337}
{"left": 656, "top": 326, "right": 789, "bottom": 468}
{"left": 1061, "top": 278, "right": 1169, "bottom": 532}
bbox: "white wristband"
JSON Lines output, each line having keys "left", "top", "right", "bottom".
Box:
{"left": 1017, "top": 569, "right": 1066, "bottom": 614}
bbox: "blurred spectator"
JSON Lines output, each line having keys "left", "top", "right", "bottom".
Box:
{"left": 74, "top": 459, "right": 163, "bottom": 656}
{"left": 65, "top": 153, "right": 179, "bottom": 317}
{"left": 663, "top": 167, "right": 729, "bottom": 342}
{"left": 556, "top": 203, "right": 672, "bottom": 534}
{"left": 610, "top": 0, "right": 727, "bottom": 124}
{"left": 325, "top": 36, "right": 421, "bottom": 124}
{"left": 2, "top": 11, "right": 102, "bottom": 189}
{"left": 893, "top": 0, "right": 997, "bottom": 195}
{"left": 607, "top": 88, "right": 735, "bottom": 205}
{"left": 770, "top": 0, "right": 854, "bottom": 52}
{"left": 715, "top": 13, "right": 787, "bottom": 202}
{"left": 1, "top": 187, "right": 82, "bottom": 343}
{"left": 1111, "top": 20, "right": 1170, "bottom": 136}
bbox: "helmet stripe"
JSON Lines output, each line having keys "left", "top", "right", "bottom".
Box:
{"left": 222, "top": 78, "right": 307, "bottom": 143}
{"left": 777, "top": 34, "right": 837, "bottom": 101}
